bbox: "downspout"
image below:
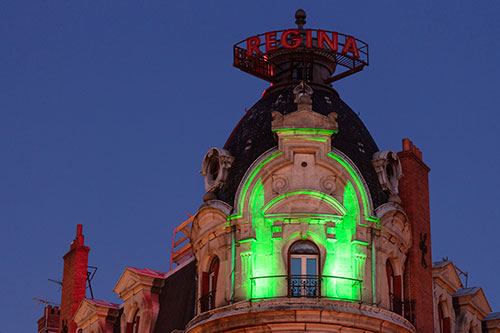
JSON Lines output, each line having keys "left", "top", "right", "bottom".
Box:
{"left": 371, "top": 227, "right": 377, "bottom": 305}
{"left": 230, "top": 225, "right": 236, "bottom": 303}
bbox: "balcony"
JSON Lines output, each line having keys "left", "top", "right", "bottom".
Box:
{"left": 250, "top": 275, "right": 363, "bottom": 302}
{"left": 390, "top": 293, "right": 415, "bottom": 324}
{"left": 199, "top": 290, "right": 215, "bottom": 313}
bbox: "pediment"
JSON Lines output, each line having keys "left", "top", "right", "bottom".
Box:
{"left": 454, "top": 287, "right": 492, "bottom": 317}
{"left": 114, "top": 269, "right": 140, "bottom": 299}
{"left": 113, "top": 267, "right": 164, "bottom": 300}
{"left": 470, "top": 288, "right": 492, "bottom": 316}
{"left": 271, "top": 109, "right": 338, "bottom": 132}
{"left": 74, "top": 299, "right": 120, "bottom": 328}
{"left": 433, "top": 261, "right": 463, "bottom": 292}
{"left": 73, "top": 299, "right": 97, "bottom": 326}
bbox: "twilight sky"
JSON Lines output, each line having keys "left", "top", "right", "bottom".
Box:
{"left": 1, "top": 1, "right": 499, "bottom": 331}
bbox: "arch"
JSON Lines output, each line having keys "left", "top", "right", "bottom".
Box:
{"left": 262, "top": 190, "right": 347, "bottom": 216}
{"left": 125, "top": 308, "right": 140, "bottom": 333}
{"left": 231, "top": 147, "right": 378, "bottom": 224}
{"left": 386, "top": 259, "right": 403, "bottom": 315}
{"left": 282, "top": 232, "right": 327, "bottom": 274}
{"left": 437, "top": 301, "right": 451, "bottom": 333}
{"left": 131, "top": 309, "right": 140, "bottom": 333}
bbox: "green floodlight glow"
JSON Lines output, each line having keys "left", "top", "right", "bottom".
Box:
{"left": 262, "top": 190, "right": 348, "bottom": 216}
{"left": 232, "top": 148, "right": 374, "bottom": 302}
{"left": 230, "top": 151, "right": 282, "bottom": 220}
{"left": 282, "top": 137, "right": 328, "bottom": 142}
{"left": 241, "top": 181, "right": 365, "bottom": 301}
{"left": 327, "top": 152, "right": 379, "bottom": 226}
{"left": 272, "top": 128, "right": 338, "bottom": 135}
{"left": 265, "top": 213, "right": 343, "bottom": 221}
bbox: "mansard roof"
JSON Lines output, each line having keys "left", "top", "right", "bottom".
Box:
{"left": 219, "top": 83, "right": 387, "bottom": 210}
{"left": 153, "top": 258, "right": 196, "bottom": 332}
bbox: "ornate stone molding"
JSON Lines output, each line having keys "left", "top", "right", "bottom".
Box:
{"left": 372, "top": 150, "right": 402, "bottom": 201}
{"left": 186, "top": 299, "right": 415, "bottom": 333}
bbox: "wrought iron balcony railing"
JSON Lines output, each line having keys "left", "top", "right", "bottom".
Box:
{"left": 199, "top": 290, "right": 215, "bottom": 313}
{"left": 389, "top": 293, "right": 415, "bottom": 324}
{"left": 250, "top": 275, "right": 362, "bottom": 302}
{"left": 389, "top": 293, "right": 403, "bottom": 315}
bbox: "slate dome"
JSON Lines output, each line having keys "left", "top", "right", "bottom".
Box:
{"left": 218, "top": 82, "right": 388, "bottom": 210}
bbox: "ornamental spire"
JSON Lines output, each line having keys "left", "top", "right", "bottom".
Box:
{"left": 295, "top": 9, "right": 306, "bottom": 29}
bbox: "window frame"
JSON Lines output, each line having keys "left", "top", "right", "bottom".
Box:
{"left": 287, "top": 241, "right": 320, "bottom": 297}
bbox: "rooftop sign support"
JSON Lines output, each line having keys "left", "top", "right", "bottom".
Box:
{"left": 233, "top": 9, "right": 369, "bottom": 84}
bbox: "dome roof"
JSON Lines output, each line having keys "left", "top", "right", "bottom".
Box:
{"left": 219, "top": 83, "right": 388, "bottom": 210}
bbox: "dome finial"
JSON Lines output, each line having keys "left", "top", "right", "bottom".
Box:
{"left": 295, "top": 9, "right": 306, "bottom": 29}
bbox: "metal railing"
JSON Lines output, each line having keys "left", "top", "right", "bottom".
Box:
{"left": 199, "top": 290, "right": 215, "bottom": 313}
{"left": 389, "top": 293, "right": 403, "bottom": 315}
{"left": 250, "top": 275, "right": 362, "bottom": 302}
{"left": 389, "top": 293, "right": 415, "bottom": 324}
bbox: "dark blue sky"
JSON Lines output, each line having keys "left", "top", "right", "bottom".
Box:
{"left": 1, "top": 1, "right": 499, "bottom": 331}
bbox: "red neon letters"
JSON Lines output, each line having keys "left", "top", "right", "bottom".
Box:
{"left": 265, "top": 32, "right": 278, "bottom": 52}
{"left": 244, "top": 29, "right": 360, "bottom": 59}
{"left": 246, "top": 36, "right": 262, "bottom": 57}
{"left": 341, "top": 36, "right": 360, "bottom": 58}
{"left": 317, "top": 30, "right": 338, "bottom": 52}
{"left": 280, "top": 29, "right": 301, "bottom": 49}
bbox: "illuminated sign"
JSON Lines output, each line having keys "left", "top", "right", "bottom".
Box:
{"left": 233, "top": 29, "right": 369, "bottom": 83}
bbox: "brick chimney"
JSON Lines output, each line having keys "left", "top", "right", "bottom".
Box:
{"left": 397, "top": 139, "right": 434, "bottom": 332}
{"left": 59, "top": 224, "right": 89, "bottom": 333}
{"left": 37, "top": 305, "right": 60, "bottom": 333}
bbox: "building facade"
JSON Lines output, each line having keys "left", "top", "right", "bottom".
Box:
{"left": 38, "top": 9, "right": 499, "bottom": 333}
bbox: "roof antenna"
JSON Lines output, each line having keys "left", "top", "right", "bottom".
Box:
{"left": 295, "top": 9, "right": 306, "bottom": 29}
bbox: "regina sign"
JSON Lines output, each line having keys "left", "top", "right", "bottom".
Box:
{"left": 233, "top": 28, "right": 369, "bottom": 83}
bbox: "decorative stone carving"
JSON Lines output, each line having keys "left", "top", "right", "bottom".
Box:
{"left": 320, "top": 175, "right": 337, "bottom": 195}
{"left": 293, "top": 81, "right": 313, "bottom": 110}
{"left": 372, "top": 151, "right": 402, "bottom": 201}
{"left": 325, "top": 221, "right": 336, "bottom": 239}
{"left": 271, "top": 174, "right": 289, "bottom": 194}
{"left": 201, "top": 148, "right": 234, "bottom": 194}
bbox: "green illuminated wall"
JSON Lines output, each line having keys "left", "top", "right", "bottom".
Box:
{"left": 235, "top": 150, "right": 372, "bottom": 302}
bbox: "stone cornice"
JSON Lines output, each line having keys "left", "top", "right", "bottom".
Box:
{"left": 186, "top": 299, "right": 415, "bottom": 333}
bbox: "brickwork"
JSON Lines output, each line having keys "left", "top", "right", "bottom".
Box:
{"left": 398, "top": 138, "right": 434, "bottom": 332}
{"left": 59, "top": 225, "right": 89, "bottom": 333}
{"left": 37, "top": 305, "right": 60, "bottom": 332}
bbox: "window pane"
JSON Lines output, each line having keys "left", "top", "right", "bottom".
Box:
{"left": 307, "top": 258, "right": 318, "bottom": 275}
{"left": 306, "top": 258, "right": 317, "bottom": 275}
{"left": 291, "top": 258, "right": 301, "bottom": 275}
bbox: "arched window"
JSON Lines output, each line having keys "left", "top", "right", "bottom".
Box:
{"left": 288, "top": 241, "right": 319, "bottom": 297}
{"left": 132, "top": 309, "right": 140, "bottom": 333}
{"left": 200, "top": 257, "right": 219, "bottom": 312}
{"left": 438, "top": 302, "right": 451, "bottom": 333}
{"left": 125, "top": 309, "right": 140, "bottom": 333}
{"left": 386, "top": 260, "right": 402, "bottom": 314}
{"left": 438, "top": 302, "right": 445, "bottom": 333}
